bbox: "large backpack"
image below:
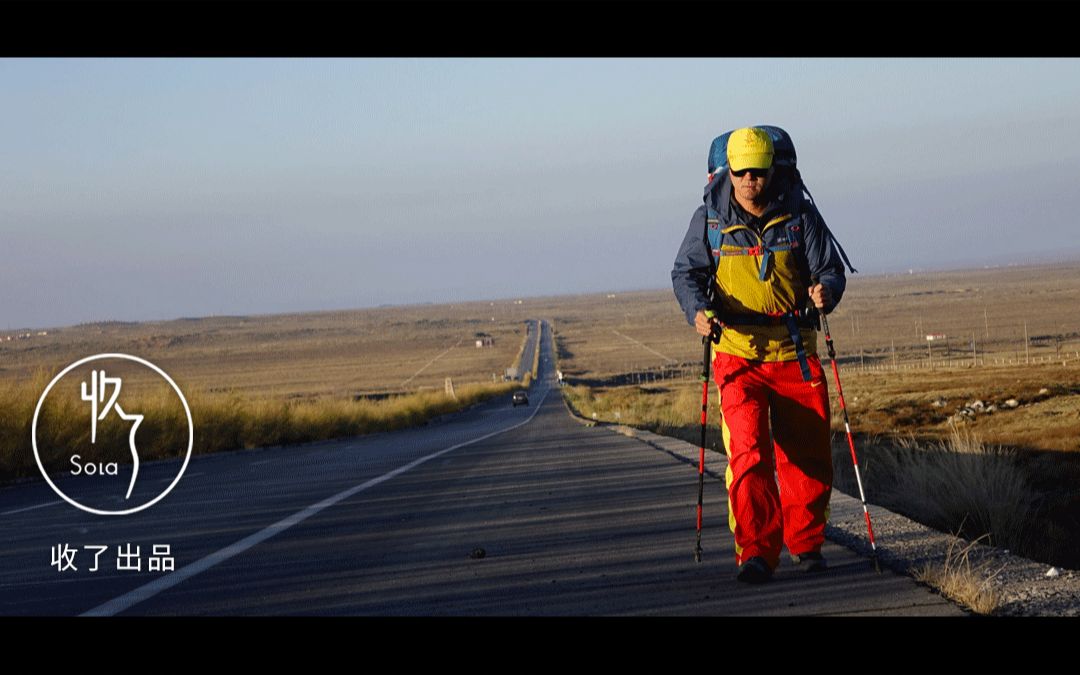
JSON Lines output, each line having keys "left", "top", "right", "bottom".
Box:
{"left": 704, "top": 125, "right": 857, "bottom": 275}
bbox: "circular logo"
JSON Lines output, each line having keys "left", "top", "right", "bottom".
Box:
{"left": 32, "top": 353, "right": 194, "bottom": 516}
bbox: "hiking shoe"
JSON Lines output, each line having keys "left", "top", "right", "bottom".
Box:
{"left": 736, "top": 556, "right": 773, "bottom": 584}
{"left": 790, "top": 551, "right": 827, "bottom": 573}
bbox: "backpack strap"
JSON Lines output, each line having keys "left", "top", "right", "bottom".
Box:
{"left": 799, "top": 179, "right": 858, "bottom": 274}
{"left": 785, "top": 217, "right": 813, "bottom": 289}
{"left": 783, "top": 313, "right": 814, "bottom": 382}
{"left": 706, "top": 207, "right": 723, "bottom": 254}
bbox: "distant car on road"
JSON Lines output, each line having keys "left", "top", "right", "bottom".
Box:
{"left": 512, "top": 390, "right": 529, "bottom": 407}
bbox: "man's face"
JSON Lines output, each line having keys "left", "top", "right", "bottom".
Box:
{"left": 730, "top": 166, "right": 772, "bottom": 202}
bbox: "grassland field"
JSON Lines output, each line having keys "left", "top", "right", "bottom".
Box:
{"left": 1, "top": 302, "right": 540, "bottom": 482}
{"left": 6, "top": 262, "right": 1078, "bottom": 460}
{"left": 1, "top": 301, "right": 541, "bottom": 400}
{"left": 545, "top": 261, "right": 1080, "bottom": 455}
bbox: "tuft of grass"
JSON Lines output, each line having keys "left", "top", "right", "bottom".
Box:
{"left": 912, "top": 533, "right": 1004, "bottom": 615}
{"left": 0, "top": 367, "right": 62, "bottom": 479}
{"left": 851, "top": 425, "right": 1035, "bottom": 554}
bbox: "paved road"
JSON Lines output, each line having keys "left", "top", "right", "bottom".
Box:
{"left": 0, "top": 320, "right": 963, "bottom": 616}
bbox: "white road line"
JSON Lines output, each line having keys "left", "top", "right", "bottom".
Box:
{"left": 400, "top": 337, "right": 464, "bottom": 387}
{"left": 2, "top": 501, "right": 60, "bottom": 516}
{"left": 80, "top": 385, "right": 551, "bottom": 617}
{"left": 611, "top": 329, "right": 677, "bottom": 363}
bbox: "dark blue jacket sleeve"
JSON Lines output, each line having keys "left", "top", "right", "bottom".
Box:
{"left": 801, "top": 202, "right": 846, "bottom": 314}
{"left": 671, "top": 205, "right": 717, "bottom": 326}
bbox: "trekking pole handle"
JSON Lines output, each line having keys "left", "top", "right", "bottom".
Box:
{"left": 810, "top": 277, "right": 837, "bottom": 360}
{"left": 702, "top": 309, "right": 722, "bottom": 345}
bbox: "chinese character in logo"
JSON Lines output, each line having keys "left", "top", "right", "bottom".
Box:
{"left": 34, "top": 353, "right": 194, "bottom": 516}
{"left": 84, "top": 545, "right": 108, "bottom": 572}
{"left": 148, "top": 544, "right": 175, "bottom": 572}
{"left": 116, "top": 543, "right": 142, "bottom": 572}
{"left": 80, "top": 369, "right": 144, "bottom": 500}
{"left": 51, "top": 544, "right": 78, "bottom": 572}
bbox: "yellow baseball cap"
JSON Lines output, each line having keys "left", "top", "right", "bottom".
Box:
{"left": 727, "top": 127, "right": 774, "bottom": 171}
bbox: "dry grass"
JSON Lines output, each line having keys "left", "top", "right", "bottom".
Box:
{"left": 3, "top": 365, "right": 521, "bottom": 483}
{"left": 0, "top": 301, "right": 537, "bottom": 401}
{"left": 41, "top": 267, "right": 1060, "bottom": 449}
{"left": 1, "top": 301, "right": 538, "bottom": 483}
{"left": 561, "top": 382, "right": 725, "bottom": 452}
{"left": 825, "top": 363, "right": 1080, "bottom": 452}
{"left": 850, "top": 427, "right": 1035, "bottom": 553}
{"left": 530, "top": 322, "right": 541, "bottom": 378}
{"left": 509, "top": 324, "right": 529, "bottom": 376}
{"left": 546, "top": 262, "right": 1080, "bottom": 383}
{"left": 913, "top": 533, "right": 1005, "bottom": 615}
{"left": 541, "top": 263, "right": 1080, "bottom": 453}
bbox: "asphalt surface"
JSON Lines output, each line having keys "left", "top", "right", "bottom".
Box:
{"left": 0, "top": 319, "right": 964, "bottom": 616}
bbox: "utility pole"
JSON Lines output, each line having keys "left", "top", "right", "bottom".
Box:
{"left": 1024, "top": 320, "right": 1030, "bottom": 365}
{"left": 971, "top": 331, "right": 977, "bottom": 367}
{"left": 984, "top": 306, "right": 989, "bottom": 340}
{"left": 891, "top": 338, "right": 897, "bottom": 370}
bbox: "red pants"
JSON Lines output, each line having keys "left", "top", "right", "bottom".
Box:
{"left": 712, "top": 351, "right": 833, "bottom": 569}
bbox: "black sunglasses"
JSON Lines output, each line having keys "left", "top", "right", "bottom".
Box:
{"left": 730, "top": 167, "right": 769, "bottom": 179}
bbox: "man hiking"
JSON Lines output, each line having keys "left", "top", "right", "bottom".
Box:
{"left": 671, "top": 126, "right": 848, "bottom": 584}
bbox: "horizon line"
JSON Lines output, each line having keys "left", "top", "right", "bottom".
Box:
{"left": 7, "top": 256, "right": 1080, "bottom": 334}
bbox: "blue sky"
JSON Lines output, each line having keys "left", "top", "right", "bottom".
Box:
{"left": 3, "top": 58, "right": 1080, "bottom": 329}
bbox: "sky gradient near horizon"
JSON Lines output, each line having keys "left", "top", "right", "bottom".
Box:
{"left": 3, "top": 58, "right": 1080, "bottom": 330}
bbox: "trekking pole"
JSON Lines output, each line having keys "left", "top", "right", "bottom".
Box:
{"left": 814, "top": 280, "right": 881, "bottom": 574}
{"left": 694, "top": 320, "right": 721, "bottom": 563}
